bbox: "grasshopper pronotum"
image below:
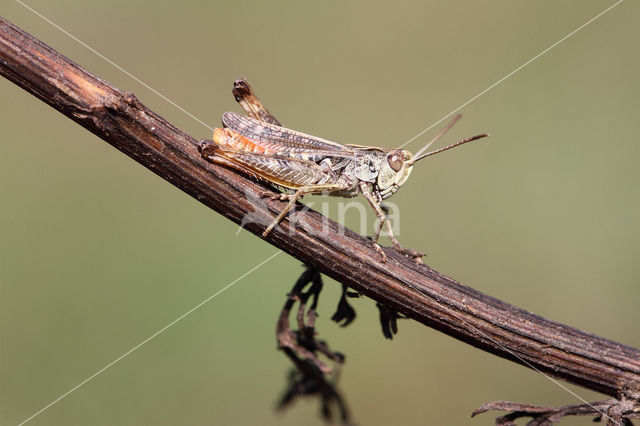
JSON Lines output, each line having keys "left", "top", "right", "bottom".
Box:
{"left": 200, "top": 80, "right": 489, "bottom": 262}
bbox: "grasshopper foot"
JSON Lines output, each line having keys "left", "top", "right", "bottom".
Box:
{"left": 373, "top": 243, "right": 388, "bottom": 263}
{"left": 392, "top": 244, "right": 425, "bottom": 264}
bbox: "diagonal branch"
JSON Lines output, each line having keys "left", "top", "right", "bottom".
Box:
{"left": 1, "top": 16, "right": 639, "bottom": 404}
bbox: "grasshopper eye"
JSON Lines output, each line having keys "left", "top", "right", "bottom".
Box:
{"left": 387, "top": 150, "right": 404, "bottom": 172}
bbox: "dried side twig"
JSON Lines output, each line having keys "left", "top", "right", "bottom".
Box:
{"left": 376, "top": 302, "right": 405, "bottom": 340}
{"left": 1, "top": 15, "right": 639, "bottom": 412}
{"left": 276, "top": 266, "right": 351, "bottom": 424}
{"left": 471, "top": 398, "right": 640, "bottom": 425}
{"left": 330, "top": 285, "right": 359, "bottom": 328}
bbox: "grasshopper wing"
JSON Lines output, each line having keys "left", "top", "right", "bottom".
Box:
{"left": 222, "top": 112, "right": 355, "bottom": 158}
{"left": 202, "top": 141, "right": 328, "bottom": 189}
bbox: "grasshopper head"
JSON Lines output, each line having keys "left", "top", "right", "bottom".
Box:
{"left": 377, "top": 149, "right": 414, "bottom": 199}
{"left": 376, "top": 115, "right": 490, "bottom": 199}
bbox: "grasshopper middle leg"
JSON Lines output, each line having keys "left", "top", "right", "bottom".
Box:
{"left": 261, "top": 182, "right": 354, "bottom": 237}
{"left": 262, "top": 190, "right": 303, "bottom": 236}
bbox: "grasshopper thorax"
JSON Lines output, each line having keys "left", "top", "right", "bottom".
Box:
{"left": 377, "top": 149, "right": 414, "bottom": 199}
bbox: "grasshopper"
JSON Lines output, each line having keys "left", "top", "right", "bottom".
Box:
{"left": 199, "top": 79, "right": 488, "bottom": 262}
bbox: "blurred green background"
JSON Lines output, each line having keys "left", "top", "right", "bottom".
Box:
{"left": 1, "top": 1, "right": 639, "bottom": 425}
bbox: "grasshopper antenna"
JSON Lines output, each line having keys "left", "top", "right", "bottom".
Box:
{"left": 411, "top": 114, "right": 489, "bottom": 164}
{"left": 412, "top": 133, "right": 490, "bottom": 163}
{"left": 412, "top": 114, "right": 463, "bottom": 161}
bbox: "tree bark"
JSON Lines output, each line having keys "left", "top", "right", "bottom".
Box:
{"left": 1, "top": 16, "right": 638, "bottom": 401}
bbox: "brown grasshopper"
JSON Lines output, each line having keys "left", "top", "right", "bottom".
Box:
{"left": 199, "top": 80, "right": 489, "bottom": 262}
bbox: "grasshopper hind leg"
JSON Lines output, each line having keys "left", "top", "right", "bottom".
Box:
{"left": 259, "top": 185, "right": 296, "bottom": 201}
{"left": 232, "top": 79, "right": 281, "bottom": 126}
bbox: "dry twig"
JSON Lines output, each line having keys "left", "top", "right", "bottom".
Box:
{"left": 276, "top": 266, "right": 351, "bottom": 424}
{"left": 472, "top": 398, "right": 640, "bottom": 425}
{"left": 1, "top": 16, "right": 639, "bottom": 422}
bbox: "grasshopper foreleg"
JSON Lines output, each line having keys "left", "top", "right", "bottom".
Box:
{"left": 380, "top": 203, "right": 425, "bottom": 263}
{"left": 360, "top": 182, "right": 424, "bottom": 263}
{"left": 359, "top": 182, "right": 389, "bottom": 262}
